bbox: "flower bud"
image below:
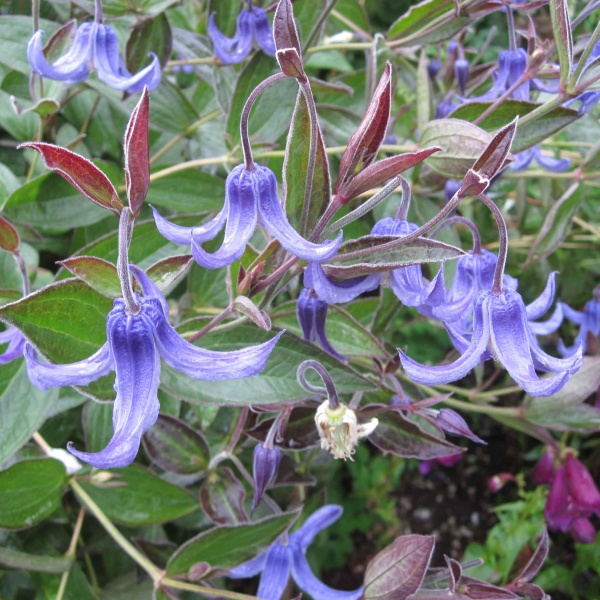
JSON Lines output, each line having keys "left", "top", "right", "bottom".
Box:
{"left": 251, "top": 443, "right": 282, "bottom": 515}
{"left": 565, "top": 453, "right": 600, "bottom": 510}
{"left": 314, "top": 400, "right": 378, "bottom": 460}
{"left": 571, "top": 517, "right": 597, "bottom": 544}
{"left": 488, "top": 472, "right": 516, "bottom": 493}
{"left": 436, "top": 408, "right": 485, "bottom": 444}
{"left": 454, "top": 58, "right": 469, "bottom": 94}
{"left": 544, "top": 466, "right": 571, "bottom": 532}
{"left": 531, "top": 449, "right": 555, "bottom": 485}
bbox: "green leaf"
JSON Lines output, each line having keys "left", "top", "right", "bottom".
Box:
{"left": 199, "top": 466, "right": 248, "bottom": 525}
{"left": 272, "top": 303, "right": 385, "bottom": 357}
{"left": 147, "top": 169, "right": 224, "bottom": 212}
{"left": 283, "top": 90, "right": 330, "bottom": 236}
{"left": 388, "top": 0, "right": 457, "bottom": 43}
{"left": 149, "top": 80, "right": 199, "bottom": 134}
{"left": 417, "top": 50, "right": 431, "bottom": 135}
{"left": 525, "top": 183, "right": 582, "bottom": 266}
{"left": 126, "top": 12, "right": 172, "bottom": 73}
{"left": 160, "top": 325, "right": 375, "bottom": 405}
{"left": 167, "top": 509, "right": 299, "bottom": 576}
{"left": 419, "top": 118, "right": 492, "bottom": 178}
{"left": 324, "top": 236, "right": 464, "bottom": 278}
{"left": 59, "top": 256, "right": 122, "bottom": 299}
{"left": 4, "top": 173, "right": 111, "bottom": 232}
{"left": 226, "top": 53, "right": 296, "bottom": 149}
{"left": 449, "top": 100, "right": 580, "bottom": 153}
{"left": 83, "top": 400, "right": 114, "bottom": 453}
{"left": 76, "top": 464, "right": 200, "bottom": 526}
{"left": 0, "top": 162, "right": 21, "bottom": 208}
{"left": 0, "top": 360, "right": 58, "bottom": 464}
{"left": 188, "top": 261, "right": 230, "bottom": 310}
{"left": 0, "top": 547, "right": 71, "bottom": 574}
{"left": 0, "top": 458, "right": 66, "bottom": 529}
{"left": 549, "top": 0, "right": 573, "bottom": 85}
{"left": 0, "top": 279, "right": 115, "bottom": 400}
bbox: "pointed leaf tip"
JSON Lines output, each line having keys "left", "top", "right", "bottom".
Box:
{"left": 124, "top": 87, "right": 150, "bottom": 217}
{"left": 0, "top": 216, "right": 20, "bottom": 253}
{"left": 18, "top": 142, "right": 123, "bottom": 215}
{"left": 274, "top": 0, "right": 302, "bottom": 55}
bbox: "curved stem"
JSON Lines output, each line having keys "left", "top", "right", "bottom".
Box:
{"left": 14, "top": 252, "right": 30, "bottom": 297}
{"left": 394, "top": 177, "right": 412, "bottom": 220}
{"left": 505, "top": 2, "right": 517, "bottom": 52}
{"left": 117, "top": 208, "right": 141, "bottom": 315}
{"left": 94, "top": 0, "right": 103, "bottom": 23}
{"left": 478, "top": 193, "right": 508, "bottom": 295}
{"left": 240, "top": 72, "right": 288, "bottom": 171}
{"left": 430, "top": 215, "right": 482, "bottom": 254}
{"left": 296, "top": 360, "right": 340, "bottom": 409}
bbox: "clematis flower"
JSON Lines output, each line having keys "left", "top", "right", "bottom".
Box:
{"left": 228, "top": 505, "right": 364, "bottom": 600}
{"left": 152, "top": 163, "right": 342, "bottom": 269}
{"left": 303, "top": 262, "right": 380, "bottom": 305}
{"left": 252, "top": 443, "right": 281, "bottom": 515}
{"left": 511, "top": 145, "right": 570, "bottom": 172}
{"left": 208, "top": 6, "right": 275, "bottom": 65}
{"left": 558, "top": 287, "right": 600, "bottom": 357}
{"left": 0, "top": 326, "right": 26, "bottom": 365}
{"left": 296, "top": 288, "right": 345, "bottom": 360}
{"left": 28, "top": 13, "right": 161, "bottom": 93}
{"left": 25, "top": 266, "right": 281, "bottom": 469}
{"left": 399, "top": 281, "right": 583, "bottom": 397}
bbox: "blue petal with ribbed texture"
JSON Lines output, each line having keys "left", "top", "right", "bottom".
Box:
{"left": 25, "top": 341, "right": 113, "bottom": 392}
{"left": 526, "top": 272, "right": 557, "bottom": 321}
{"left": 304, "top": 262, "right": 381, "bottom": 304}
{"left": 208, "top": 10, "right": 254, "bottom": 65}
{"left": 292, "top": 505, "right": 343, "bottom": 551}
{"left": 68, "top": 299, "right": 160, "bottom": 469}
{"left": 0, "top": 327, "right": 25, "bottom": 365}
{"left": 228, "top": 550, "right": 269, "bottom": 579}
{"left": 92, "top": 24, "right": 161, "bottom": 93}
{"left": 28, "top": 24, "right": 93, "bottom": 82}
{"left": 256, "top": 165, "right": 343, "bottom": 261}
{"left": 529, "top": 302, "right": 564, "bottom": 336}
{"left": 252, "top": 8, "right": 276, "bottom": 56}
{"left": 256, "top": 545, "right": 292, "bottom": 600}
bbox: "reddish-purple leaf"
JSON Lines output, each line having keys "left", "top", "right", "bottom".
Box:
{"left": 199, "top": 467, "right": 248, "bottom": 526}
{"left": 446, "top": 556, "right": 462, "bottom": 592}
{"left": 276, "top": 47, "right": 306, "bottom": 81}
{"left": 510, "top": 529, "right": 549, "bottom": 584}
{"left": 458, "top": 576, "right": 520, "bottom": 599}
{"left": 59, "top": 256, "right": 121, "bottom": 298}
{"left": 0, "top": 216, "right": 20, "bottom": 253}
{"left": 234, "top": 296, "right": 272, "bottom": 330}
{"left": 273, "top": 0, "right": 302, "bottom": 54}
{"left": 19, "top": 142, "right": 123, "bottom": 215}
{"left": 124, "top": 87, "right": 150, "bottom": 217}
{"left": 338, "top": 147, "right": 442, "bottom": 203}
{"left": 142, "top": 414, "right": 210, "bottom": 475}
{"left": 458, "top": 117, "right": 517, "bottom": 198}
{"left": 335, "top": 63, "right": 392, "bottom": 194}
{"left": 246, "top": 407, "right": 320, "bottom": 451}
{"left": 364, "top": 534, "right": 435, "bottom": 600}
{"left": 145, "top": 254, "right": 193, "bottom": 291}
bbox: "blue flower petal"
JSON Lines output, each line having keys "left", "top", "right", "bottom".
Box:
{"left": 304, "top": 262, "right": 381, "bottom": 304}
{"left": 208, "top": 10, "right": 254, "bottom": 65}
{"left": 529, "top": 302, "right": 563, "bottom": 336}
{"left": 228, "top": 550, "right": 269, "bottom": 579}
{"left": 149, "top": 300, "right": 282, "bottom": 380}
{"left": 291, "top": 505, "right": 343, "bottom": 551}
{"left": 256, "top": 165, "right": 343, "bottom": 261}
{"left": 252, "top": 8, "right": 276, "bottom": 56}
{"left": 28, "top": 24, "right": 93, "bottom": 82}
{"left": 526, "top": 272, "right": 557, "bottom": 321}
{"left": 25, "top": 341, "right": 113, "bottom": 391}
{"left": 257, "top": 545, "right": 292, "bottom": 600}
{"left": 68, "top": 301, "right": 160, "bottom": 469}
{"left": 0, "top": 329, "right": 25, "bottom": 365}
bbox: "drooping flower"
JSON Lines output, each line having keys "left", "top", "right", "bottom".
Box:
{"left": 303, "top": 262, "right": 380, "bottom": 305}
{"left": 399, "top": 281, "right": 583, "bottom": 397}
{"left": 25, "top": 266, "right": 281, "bottom": 469}
{"left": 208, "top": 6, "right": 275, "bottom": 65}
{"left": 228, "top": 505, "right": 364, "bottom": 600}
{"left": 296, "top": 288, "right": 346, "bottom": 360}
{"left": 152, "top": 163, "right": 342, "bottom": 269}
{"left": 28, "top": 12, "right": 161, "bottom": 93}
{"left": 531, "top": 448, "right": 555, "bottom": 485}
{"left": 252, "top": 443, "right": 282, "bottom": 515}
{"left": 558, "top": 286, "right": 600, "bottom": 357}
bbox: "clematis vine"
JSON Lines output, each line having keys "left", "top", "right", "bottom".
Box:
{"left": 228, "top": 505, "right": 363, "bottom": 600}
{"left": 399, "top": 193, "right": 582, "bottom": 397}
{"left": 208, "top": 1, "right": 276, "bottom": 65}
{"left": 557, "top": 286, "right": 600, "bottom": 357}
{"left": 26, "top": 249, "right": 281, "bottom": 469}
{"left": 27, "top": 0, "right": 161, "bottom": 93}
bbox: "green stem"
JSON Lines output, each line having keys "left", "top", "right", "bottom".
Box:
{"left": 56, "top": 507, "right": 86, "bottom": 600}
{"left": 568, "top": 19, "right": 600, "bottom": 87}
{"left": 70, "top": 478, "right": 162, "bottom": 582}
{"left": 518, "top": 93, "right": 571, "bottom": 128}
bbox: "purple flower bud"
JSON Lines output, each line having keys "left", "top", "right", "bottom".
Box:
{"left": 565, "top": 453, "right": 600, "bottom": 511}
{"left": 571, "top": 517, "right": 597, "bottom": 544}
{"left": 251, "top": 443, "right": 282, "bottom": 515}
{"left": 531, "top": 449, "right": 555, "bottom": 485}
{"left": 437, "top": 452, "right": 462, "bottom": 468}
{"left": 544, "top": 466, "right": 572, "bottom": 533}
{"left": 428, "top": 58, "right": 441, "bottom": 80}
{"left": 436, "top": 408, "right": 486, "bottom": 444}
{"left": 488, "top": 473, "right": 517, "bottom": 492}
{"left": 454, "top": 58, "right": 469, "bottom": 94}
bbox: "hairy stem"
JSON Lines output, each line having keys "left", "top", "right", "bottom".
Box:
{"left": 117, "top": 208, "right": 141, "bottom": 315}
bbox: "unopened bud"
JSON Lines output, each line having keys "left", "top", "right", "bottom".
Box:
{"left": 314, "top": 400, "right": 378, "bottom": 460}
{"left": 488, "top": 472, "right": 516, "bottom": 493}
{"left": 454, "top": 58, "right": 469, "bottom": 94}
{"left": 531, "top": 449, "right": 555, "bottom": 485}
{"left": 251, "top": 443, "right": 282, "bottom": 515}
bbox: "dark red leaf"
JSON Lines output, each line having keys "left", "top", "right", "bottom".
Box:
{"left": 276, "top": 47, "right": 306, "bottom": 81}
{"left": 199, "top": 467, "right": 248, "bottom": 526}
{"left": 19, "top": 142, "right": 123, "bottom": 215}
{"left": 124, "top": 87, "right": 150, "bottom": 216}
{"left": 338, "top": 146, "right": 442, "bottom": 202}
{"left": 335, "top": 63, "right": 392, "bottom": 195}
{"left": 273, "top": 0, "right": 302, "bottom": 54}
